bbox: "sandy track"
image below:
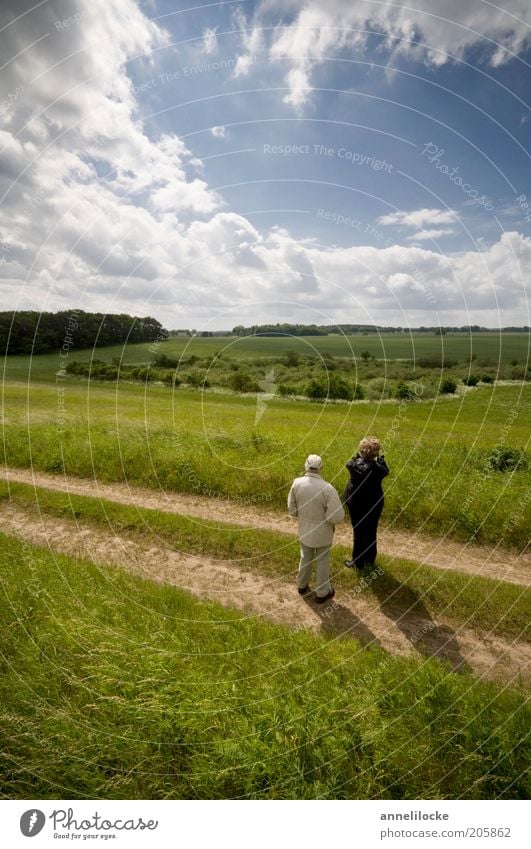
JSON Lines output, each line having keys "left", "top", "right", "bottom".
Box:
{"left": 1, "top": 502, "right": 529, "bottom": 685}
{"left": 1, "top": 465, "right": 529, "bottom": 587}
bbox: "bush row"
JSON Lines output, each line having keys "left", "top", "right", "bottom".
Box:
{"left": 66, "top": 359, "right": 509, "bottom": 401}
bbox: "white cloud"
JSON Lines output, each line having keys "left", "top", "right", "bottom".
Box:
{"left": 407, "top": 228, "right": 455, "bottom": 241}
{"left": 235, "top": 0, "right": 531, "bottom": 108}
{"left": 0, "top": 0, "right": 223, "bottom": 313}
{"left": 0, "top": 0, "right": 220, "bottom": 215}
{"left": 0, "top": 2, "right": 529, "bottom": 328}
{"left": 378, "top": 209, "right": 456, "bottom": 228}
{"left": 210, "top": 125, "right": 228, "bottom": 139}
{"left": 377, "top": 208, "right": 456, "bottom": 241}
{"left": 232, "top": 5, "right": 264, "bottom": 78}
{"left": 202, "top": 27, "right": 218, "bottom": 55}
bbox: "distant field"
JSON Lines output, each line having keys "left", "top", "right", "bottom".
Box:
{"left": 2, "top": 332, "right": 529, "bottom": 382}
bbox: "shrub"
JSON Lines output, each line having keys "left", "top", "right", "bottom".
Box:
{"left": 353, "top": 384, "right": 364, "bottom": 400}
{"left": 305, "top": 378, "right": 327, "bottom": 400}
{"left": 305, "top": 375, "right": 353, "bottom": 400}
{"left": 136, "top": 367, "right": 153, "bottom": 383}
{"left": 87, "top": 361, "right": 109, "bottom": 378}
{"left": 330, "top": 375, "right": 353, "bottom": 399}
{"left": 480, "top": 374, "right": 494, "bottom": 384}
{"left": 365, "top": 377, "right": 393, "bottom": 400}
{"left": 228, "top": 371, "right": 258, "bottom": 393}
{"left": 396, "top": 381, "right": 415, "bottom": 400}
{"left": 439, "top": 377, "right": 457, "bottom": 395}
{"left": 277, "top": 383, "right": 296, "bottom": 396}
{"left": 102, "top": 366, "right": 119, "bottom": 381}
{"left": 162, "top": 372, "right": 181, "bottom": 387}
{"left": 463, "top": 376, "right": 479, "bottom": 387}
{"left": 283, "top": 350, "right": 300, "bottom": 367}
{"left": 486, "top": 447, "right": 528, "bottom": 472}
{"left": 153, "top": 353, "right": 179, "bottom": 369}
{"left": 186, "top": 371, "right": 210, "bottom": 389}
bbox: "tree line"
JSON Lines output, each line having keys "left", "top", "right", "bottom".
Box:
{"left": 0, "top": 310, "right": 168, "bottom": 355}
{"left": 231, "top": 323, "right": 530, "bottom": 337}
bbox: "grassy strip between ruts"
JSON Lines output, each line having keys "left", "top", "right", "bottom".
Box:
{"left": 0, "top": 480, "right": 529, "bottom": 644}
{"left": 0, "top": 532, "right": 529, "bottom": 800}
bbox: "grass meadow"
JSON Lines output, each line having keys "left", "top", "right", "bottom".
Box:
{"left": 0, "top": 532, "right": 528, "bottom": 799}
{"left": 1, "top": 334, "right": 529, "bottom": 800}
{"left": 1, "top": 369, "right": 529, "bottom": 548}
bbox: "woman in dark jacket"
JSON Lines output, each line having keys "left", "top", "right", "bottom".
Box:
{"left": 344, "top": 436, "right": 389, "bottom": 569}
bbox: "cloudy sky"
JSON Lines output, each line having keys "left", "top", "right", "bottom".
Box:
{"left": 1, "top": 0, "right": 530, "bottom": 329}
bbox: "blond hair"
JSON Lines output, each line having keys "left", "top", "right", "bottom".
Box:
{"left": 358, "top": 436, "right": 381, "bottom": 460}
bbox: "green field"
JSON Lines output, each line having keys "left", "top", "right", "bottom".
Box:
{"left": 1, "top": 336, "right": 530, "bottom": 800}
{"left": 2, "top": 332, "right": 529, "bottom": 382}
{"left": 1, "top": 373, "right": 529, "bottom": 548}
{"left": 0, "top": 533, "right": 528, "bottom": 799}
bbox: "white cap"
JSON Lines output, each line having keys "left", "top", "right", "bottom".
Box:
{"left": 304, "top": 454, "right": 323, "bottom": 472}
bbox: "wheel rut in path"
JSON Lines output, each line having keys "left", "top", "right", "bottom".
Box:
{"left": 2, "top": 466, "right": 529, "bottom": 587}
{"left": 1, "top": 502, "right": 529, "bottom": 686}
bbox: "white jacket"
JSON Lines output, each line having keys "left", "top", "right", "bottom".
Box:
{"left": 287, "top": 471, "right": 345, "bottom": 547}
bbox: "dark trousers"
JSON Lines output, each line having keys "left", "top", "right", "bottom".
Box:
{"left": 349, "top": 499, "right": 383, "bottom": 567}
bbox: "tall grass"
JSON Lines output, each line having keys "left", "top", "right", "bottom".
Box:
{"left": 1, "top": 379, "right": 529, "bottom": 548}
{"left": 0, "top": 533, "right": 528, "bottom": 799}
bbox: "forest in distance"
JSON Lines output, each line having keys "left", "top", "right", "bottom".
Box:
{"left": 1, "top": 310, "right": 529, "bottom": 355}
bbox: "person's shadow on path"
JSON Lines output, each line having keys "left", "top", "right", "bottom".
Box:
{"left": 301, "top": 593, "right": 382, "bottom": 650}
{"left": 369, "top": 567, "right": 469, "bottom": 674}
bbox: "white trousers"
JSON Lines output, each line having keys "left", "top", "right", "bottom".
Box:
{"left": 297, "top": 542, "right": 332, "bottom": 598}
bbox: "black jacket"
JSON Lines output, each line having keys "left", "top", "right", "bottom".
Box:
{"left": 344, "top": 454, "right": 389, "bottom": 509}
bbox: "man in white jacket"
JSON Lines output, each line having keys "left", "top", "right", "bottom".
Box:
{"left": 287, "top": 454, "right": 345, "bottom": 603}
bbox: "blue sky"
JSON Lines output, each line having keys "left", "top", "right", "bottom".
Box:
{"left": 1, "top": 0, "right": 530, "bottom": 328}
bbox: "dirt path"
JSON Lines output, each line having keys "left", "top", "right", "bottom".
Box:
{"left": 1, "top": 502, "right": 529, "bottom": 686}
{"left": 2, "top": 465, "right": 529, "bottom": 587}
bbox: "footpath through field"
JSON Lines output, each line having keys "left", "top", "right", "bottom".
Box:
{"left": 1, "top": 465, "right": 529, "bottom": 587}
{"left": 1, "top": 500, "right": 529, "bottom": 685}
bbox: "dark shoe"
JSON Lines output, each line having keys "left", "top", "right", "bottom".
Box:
{"left": 315, "top": 588, "right": 335, "bottom": 604}
{"left": 298, "top": 586, "right": 311, "bottom": 595}
{"left": 344, "top": 560, "right": 355, "bottom": 568}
